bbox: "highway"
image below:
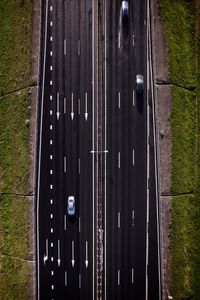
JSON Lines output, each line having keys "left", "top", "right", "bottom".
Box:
{"left": 36, "top": 0, "right": 162, "bottom": 299}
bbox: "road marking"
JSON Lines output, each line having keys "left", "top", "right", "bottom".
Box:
{"left": 50, "top": 214, "right": 53, "bottom": 219}
{"left": 50, "top": 51, "right": 53, "bottom": 56}
{"left": 78, "top": 40, "right": 80, "bottom": 56}
{"left": 118, "top": 270, "right": 120, "bottom": 286}
{"left": 85, "top": 92, "right": 88, "bottom": 121}
{"left": 64, "top": 39, "right": 66, "bottom": 55}
{"left": 43, "top": 239, "right": 48, "bottom": 265}
{"left": 51, "top": 242, "right": 53, "bottom": 248}
{"left": 50, "top": 125, "right": 52, "bottom": 130}
{"left": 50, "top": 199, "right": 53, "bottom": 204}
{"left": 56, "top": 92, "right": 60, "bottom": 120}
{"left": 50, "top": 65, "right": 52, "bottom": 71}
{"left": 50, "top": 5, "right": 52, "bottom": 11}
{"left": 133, "top": 34, "right": 135, "bottom": 47}
{"left": 118, "top": 32, "right": 121, "bottom": 48}
{"left": 51, "top": 270, "right": 54, "bottom": 276}
{"left": 50, "top": 155, "right": 53, "bottom": 160}
{"left": 118, "top": 92, "right": 121, "bottom": 108}
{"left": 50, "top": 110, "right": 52, "bottom": 115}
{"left": 50, "top": 169, "right": 53, "bottom": 174}
{"left": 64, "top": 156, "right": 66, "bottom": 173}
{"left": 51, "top": 228, "right": 53, "bottom": 233}
{"left": 133, "top": 90, "right": 135, "bottom": 107}
{"left": 50, "top": 139, "right": 52, "bottom": 145}
{"left": 78, "top": 98, "right": 80, "bottom": 115}
{"left": 118, "top": 152, "right": 121, "bottom": 169}
{"left": 79, "top": 217, "right": 81, "bottom": 233}
{"left": 50, "top": 184, "right": 53, "bottom": 190}
{"left": 71, "top": 240, "right": 75, "bottom": 267}
{"left": 50, "top": 80, "right": 52, "bottom": 85}
{"left": 78, "top": 158, "right": 81, "bottom": 174}
{"left": 118, "top": 212, "right": 120, "bottom": 228}
{"left": 64, "top": 97, "right": 66, "bottom": 114}
{"left": 132, "top": 210, "right": 134, "bottom": 226}
{"left": 50, "top": 95, "right": 53, "bottom": 100}
{"left": 65, "top": 271, "right": 67, "bottom": 286}
{"left": 50, "top": 21, "right": 53, "bottom": 27}
{"left": 51, "top": 285, "right": 54, "bottom": 290}
{"left": 85, "top": 241, "right": 89, "bottom": 268}
{"left": 57, "top": 240, "right": 61, "bottom": 266}
{"left": 133, "top": 149, "right": 135, "bottom": 166}
{"left": 51, "top": 257, "right": 53, "bottom": 262}
{"left": 71, "top": 92, "right": 74, "bottom": 120}
{"left": 50, "top": 36, "right": 53, "bottom": 42}
{"left": 64, "top": 214, "right": 66, "bottom": 231}
{"left": 132, "top": 268, "right": 134, "bottom": 283}
{"left": 79, "top": 274, "right": 81, "bottom": 288}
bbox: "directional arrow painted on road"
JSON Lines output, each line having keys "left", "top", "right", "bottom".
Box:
{"left": 85, "top": 241, "right": 88, "bottom": 268}
{"left": 85, "top": 92, "right": 88, "bottom": 121}
{"left": 71, "top": 240, "right": 75, "bottom": 267}
{"left": 43, "top": 239, "right": 48, "bottom": 265}
{"left": 71, "top": 92, "right": 74, "bottom": 120}
{"left": 56, "top": 92, "right": 60, "bottom": 120}
{"left": 57, "top": 240, "right": 61, "bottom": 267}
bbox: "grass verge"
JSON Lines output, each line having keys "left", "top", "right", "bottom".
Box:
{"left": 159, "top": 0, "right": 200, "bottom": 298}
{"left": 0, "top": 0, "right": 32, "bottom": 298}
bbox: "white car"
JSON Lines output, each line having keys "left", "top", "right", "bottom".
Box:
{"left": 67, "top": 196, "right": 75, "bottom": 216}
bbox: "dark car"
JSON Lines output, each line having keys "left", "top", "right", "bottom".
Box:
{"left": 136, "top": 74, "right": 144, "bottom": 94}
{"left": 122, "top": 1, "right": 129, "bottom": 22}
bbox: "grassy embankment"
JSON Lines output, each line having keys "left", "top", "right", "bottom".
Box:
{"left": 159, "top": 0, "right": 200, "bottom": 298}
{"left": 0, "top": 0, "right": 33, "bottom": 299}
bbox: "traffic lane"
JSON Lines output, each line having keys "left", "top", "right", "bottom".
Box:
{"left": 78, "top": 0, "right": 93, "bottom": 298}
{"left": 105, "top": 0, "right": 121, "bottom": 298}
{"left": 148, "top": 92, "right": 160, "bottom": 300}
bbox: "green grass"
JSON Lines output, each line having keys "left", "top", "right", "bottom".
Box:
{"left": 0, "top": 0, "right": 32, "bottom": 298}
{"left": 159, "top": 0, "right": 200, "bottom": 298}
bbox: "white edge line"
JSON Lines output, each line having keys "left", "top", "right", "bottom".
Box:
{"left": 37, "top": 1, "right": 49, "bottom": 299}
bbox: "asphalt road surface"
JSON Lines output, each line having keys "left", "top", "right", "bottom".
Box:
{"left": 36, "top": 0, "right": 162, "bottom": 299}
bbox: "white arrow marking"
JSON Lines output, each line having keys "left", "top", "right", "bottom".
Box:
{"left": 71, "top": 240, "right": 75, "bottom": 267}
{"left": 85, "top": 92, "right": 88, "bottom": 121}
{"left": 57, "top": 240, "right": 61, "bottom": 267}
{"left": 71, "top": 93, "right": 74, "bottom": 120}
{"left": 56, "top": 92, "right": 60, "bottom": 120}
{"left": 65, "top": 271, "right": 67, "bottom": 286}
{"left": 43, "top": 239, "right": 48, "bottom": 265}
{"left": 85, "top": 241, "right": 88, "bottom": 268}
{"left": 132, "top": 268, "right": 134, "bottom": 284}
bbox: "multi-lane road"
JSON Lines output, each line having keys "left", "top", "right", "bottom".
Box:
{"left": 36, "top": 0, "right": 162, "bottom": 299}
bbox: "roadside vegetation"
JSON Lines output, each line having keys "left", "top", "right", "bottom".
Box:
{"left": 159, "top": 0, "right": 200, "bottom": 298}
{"left": 0, "top": 0, "right": 32, "bottom": 298}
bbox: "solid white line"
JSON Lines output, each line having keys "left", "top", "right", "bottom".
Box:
{"left": 118, "top": 92, "right": 120, "bottom": 108}
{"left": 118, "top": 212, "right": 120, "bottom": 228}
{"left": 118, "top": 152, "right": 121, "bottom": 169}
{"left": 64, "top": 39, "right": 66, "bottom": 56}
{"left": 133, "top": 90, "right": 135, "bottom": 107}
{"left": 118, "top": 270, "right": 120, "bottom": 286}
{"left": 64, "top": 156, "right": 66, "bottom": 173}
{"left": 78, "top": 40, "right": 80, "bottom": 56}
{"left": 65, "top": 271, "right": 67, "bottom": 286}
{"left": 79, "top": 217, "right": 81, "bottom": 233}
{"left": 104, "top": 1, "right": 107, "bottom": 298}
{"left": 64, "top": 214, "right": 66, "bottom": 231}
{"left": 92, "top": 0, "right": 95, "bottom": 298}
{"left": 64, "top": 97, "right": 66, "bottom": 114}
{"left": 133, "top": 149, "right": 135, "bottom": 166}
{"left": 78, "top": 158, "right": 81, "bottom": 174}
